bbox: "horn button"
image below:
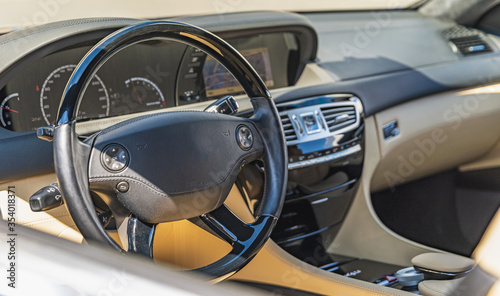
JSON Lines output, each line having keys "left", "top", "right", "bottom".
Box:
{"left": 88, "top": 111, "right": 263, "bottom": 223}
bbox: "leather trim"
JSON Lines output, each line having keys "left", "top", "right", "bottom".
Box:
{"left": 231, "top": 240, "right": 412, "bottom": 296}
{"left": 412, "top": 253, "right": 475, "bottom": 274}
{"left": 418, "top": 279, "right": 463, "bottom": 296}
{"left": 250, "top": 97, "right": 288, "bottom": 218}
{"left": 328, "top": 117, "right": 443, "bottom": 267}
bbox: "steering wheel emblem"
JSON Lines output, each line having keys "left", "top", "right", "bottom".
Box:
{"left": 236, "top": 125, "right": 253, "bottom": 150}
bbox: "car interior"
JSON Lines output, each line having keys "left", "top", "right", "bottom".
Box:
{"left": 1, "top": 0, "right": 500, "bottom": 295}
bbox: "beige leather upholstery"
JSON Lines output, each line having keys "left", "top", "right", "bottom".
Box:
{"left": 330, "top": 117, "right": 444, "bottom": 267}
{"left": 418, "top": 279, "right": 464, "bottom": 296}
{"left": 0, "top": 174, "right": 83, "bottom": 243}
{"left": 473, "top": 210, "right": 500, "bottom": 296}
{"left": 372, "top": 83, "right": 500, "bottom": 192}
{"left": 412, "top": 253, "right": 475, "bottom": 273}
{"left": 231, "top": 240, "right": 414, "bottom": 296}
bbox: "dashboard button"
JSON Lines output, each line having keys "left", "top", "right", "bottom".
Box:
{"left": 116, "top": 181, "right": 129, "bottom": 193}
{"left": 102, "top": 144, "right": 129, "bottom": 172}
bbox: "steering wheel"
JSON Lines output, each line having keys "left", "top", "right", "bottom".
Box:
{"left": 53, "top": 21, "right": 287, "bottom": 279}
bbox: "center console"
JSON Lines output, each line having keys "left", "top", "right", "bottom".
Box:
{"left": 238, "top": 93, "right": 422, "bottom": 292}
{"left": 248, "top": 94, "right": 418, "bottom": 292}
{"left": 270, "top": 93, "right": 364, "bottom": 257}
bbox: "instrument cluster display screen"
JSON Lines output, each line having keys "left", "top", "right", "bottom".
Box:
{"left": 202, "top": 47, "right": 275, "bottom": 98}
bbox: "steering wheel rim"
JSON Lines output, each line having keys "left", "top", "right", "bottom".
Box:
{"left": 53, "top": 21, "right": 288, "bottom": 279}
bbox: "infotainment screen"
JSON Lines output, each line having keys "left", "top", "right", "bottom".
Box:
{"left": 202, "top": 47, "right": 274, "bottom": 98}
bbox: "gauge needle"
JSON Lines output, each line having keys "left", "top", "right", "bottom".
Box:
{"left": 131, "top": 83, "right": 142, "bottom": 104}
{"left": 2, "top": 107, "right": 18, "bottom": 113}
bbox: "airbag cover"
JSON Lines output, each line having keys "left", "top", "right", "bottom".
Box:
{"left": 87, "top": 111, "right": 263, "bottom": 223}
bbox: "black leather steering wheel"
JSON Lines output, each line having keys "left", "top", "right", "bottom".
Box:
{"left": 52, "top": 21, "right": 287, "bottom": 279}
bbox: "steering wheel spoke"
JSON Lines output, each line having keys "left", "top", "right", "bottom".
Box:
{"left": 200, "top": 204, "right": 253, "bottom": 245}
{"left": 126, "top": 217, "right": 157, "bottom": 258}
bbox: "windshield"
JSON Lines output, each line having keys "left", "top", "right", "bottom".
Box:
{"left": 2, "top": 0, "right": 421, "bottom": 30}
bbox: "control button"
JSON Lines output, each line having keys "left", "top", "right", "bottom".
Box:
{"left": 383, "top": 120, "right": 399, "bottom": 140}
{"left": 385, "top": 275, "right": 398, "bottom": 283}
{"left": 102, "top": 144, "right": 129, "bottom": 172}
{"left": 116, "top": 181, "right": 129, "bottom": 193}
{"left": 287, "top": 145, "right": 362, "bottom": 170}
{"left": 391, "top": 128, "right": 400, "bottom": 137}
{"left": 29, "top": 183, "right": 63, "bottom": 212}
{"left": 236, "top": 125, "right": 253, "bottom": 150}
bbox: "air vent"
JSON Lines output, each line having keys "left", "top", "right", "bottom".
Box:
{"left": 450, "top": 36, "right": 492, "bottom": 56}
{"left": 280, "top": 114, "right": 297, "bottom": 142}
{"left": 320, "top": 105, "right": 356, "bottom": 132}
{"left": 443, "top": 26, "right": 493, "bottom": 56}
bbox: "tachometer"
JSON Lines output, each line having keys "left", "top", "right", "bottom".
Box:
{"left": 1, "top": 93, "right": 21, "bottom": 129}
{"left": 40, "top": 64, "right": 110, "bottom": 125}
{"left": 124, "top": 77, "right": 165, "bottom": 111}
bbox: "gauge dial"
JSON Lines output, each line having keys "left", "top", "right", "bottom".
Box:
{"left": 1, "top": 93, "right": 21, "bottom": 129}
{"left": 124, "top": 77, "right": 165, "bottom": 112}
{"left": 40, "top": 64, "right": 110, "bottom": 125}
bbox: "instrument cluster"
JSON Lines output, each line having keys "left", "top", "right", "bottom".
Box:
{"left": 0, "top": 31, "right": 300, "bottom": 132}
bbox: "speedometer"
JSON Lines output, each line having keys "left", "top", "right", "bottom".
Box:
{"left": 40, "top": 64, "right": 110, "bottom": 125}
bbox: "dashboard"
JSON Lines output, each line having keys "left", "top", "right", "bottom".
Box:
{"left": 0, "top": 30, "right": 304, "bottom": 132}
{"left": 2, "top": 8, "right": 500, "bottom": 289}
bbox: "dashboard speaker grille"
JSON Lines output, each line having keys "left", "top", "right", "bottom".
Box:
{"left": 280, "top": 114, "right": 297, "bottom": 142}
{"left": 320, "top": 105, "right": 356, "bottom": 132}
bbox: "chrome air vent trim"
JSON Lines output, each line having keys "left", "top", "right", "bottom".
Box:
{"left": 280, "top": 113, "right": 298, "bottom": 142}
{"left": 278, "top": 96, "right": 361, "bottom": 146}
